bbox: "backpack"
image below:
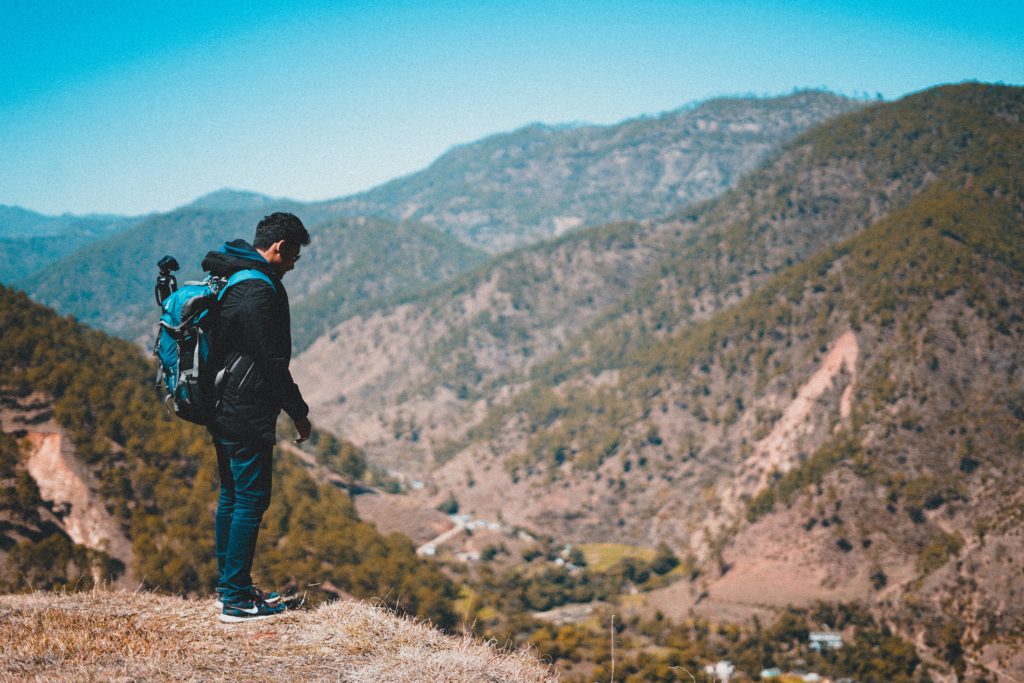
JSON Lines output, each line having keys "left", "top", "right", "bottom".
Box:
{"left": 153, "top": 268, "right": 275, "bottom": 425}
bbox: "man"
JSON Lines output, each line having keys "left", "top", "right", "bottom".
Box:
{"left": 200, "top": 212, "right": 312, "bottom": 623}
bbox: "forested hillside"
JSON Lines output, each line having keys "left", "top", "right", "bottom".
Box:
{"left": 318, "top": 91, "right": 864, "bottom": 251}
{"left": 294, "top": 84, "right": 1016, "bottom": 476}
{"left": 21, "top": 208, "right": 486, "bottom": 351}
{"left": 0, "top": 206, "right": 138, "bottom": 283}
{"left": 294, "top": 83, "right": 1024, "bottom": 676}
{"left": 0, "top": 284, "right": 456, "bottom": 627}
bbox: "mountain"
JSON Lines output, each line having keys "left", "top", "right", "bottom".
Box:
{"left": 184, "top": 188, "right": 282, "bottom": 212}
{"left": 20, "top": 207, "right": 486, "bottom": 349}
{"left": 317, "top": 91, "right": 866, "bottom": 252}
{"left": 0, "top": 283, "right": 456, "bottom": 625}
{"left": 0, "top": 206, "right": 139, "bottom": 283}
{"left": 293, "top": 84, "right": 985, "bottom": 478}
{"left": 16, "top": 91, "right": 859, "bottom": 345}
{"left": 292, "top": 83, "right": 1024, "bottom": 676}
{"left": 289, "top": 216, "right": 488, "bottom": 351}
{"left": 0, "top": 205, "right": 133, "bottom": 239}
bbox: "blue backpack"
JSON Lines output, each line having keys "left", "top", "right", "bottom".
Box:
{"left": 153, "top": 269, "right": 275, "bottom": 425}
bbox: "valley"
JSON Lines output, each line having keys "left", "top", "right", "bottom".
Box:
{"left": 297, "top": 83, "right": 1024, "bottom": 679}
{"left": 2, "top": 83, "right": 1023, "bottom": 680}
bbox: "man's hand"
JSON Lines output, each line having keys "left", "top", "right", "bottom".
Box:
{"left": 294, "top": 416, "right": 312, "bottom": 444}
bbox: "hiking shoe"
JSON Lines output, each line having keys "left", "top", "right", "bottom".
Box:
{"left": 215, "top": 586, "right": 281, "bottom": 610}
{"left": 219, "top": 599, "right": 287, "bottom": 623}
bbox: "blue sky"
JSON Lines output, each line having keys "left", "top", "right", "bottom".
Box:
{"left": 2, "top": 1, "right": 1021, "bottom": 216}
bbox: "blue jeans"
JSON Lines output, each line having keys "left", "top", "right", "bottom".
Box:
{"left": 214, "top": 436, "right": 273, "bottom": 605}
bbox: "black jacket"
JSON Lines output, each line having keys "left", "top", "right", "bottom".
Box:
{"left": 202, "top": 240, "right": 308, "bottom": 444}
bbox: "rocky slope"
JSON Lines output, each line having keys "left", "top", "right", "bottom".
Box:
{"left": 0, "top": 392, "right": 133, "bottom": 585}
{"left": 317, "top": 91, "right": 865, "bottom": 252}
{"left": 293, "top": 83, "right": 1024, "bottom": 677}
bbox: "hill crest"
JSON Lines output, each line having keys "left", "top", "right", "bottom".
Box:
{"left": 317, "top": 90, "right": 865, "bottom": 251}
{"left": 0, "top": 591, "right": 557, "bottom": 682}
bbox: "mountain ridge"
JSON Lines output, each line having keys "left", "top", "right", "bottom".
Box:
{"left": 14, "top": 91, "right": 857, "bottom": 352}
{"left": 316, "top": 90, "right": 866, "bottom": 252}
{"left": 291, "top": 82, "right": 1024, "bottom": 676}
{"left": 293, "top": 84, "right": 1000, "bottom": 477}
{"left": 0, "top": 207, "right": 142, "bottom": 284}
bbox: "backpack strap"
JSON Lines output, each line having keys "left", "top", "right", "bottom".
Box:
{"left": 219, "top": 269, "right": 277, "bottom": 299}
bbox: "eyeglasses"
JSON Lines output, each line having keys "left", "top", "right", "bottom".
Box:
{"left": 283, "top": 243, "right": 302, "bottom": 262}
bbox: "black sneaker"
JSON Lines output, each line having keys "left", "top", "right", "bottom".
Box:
{"left": 219, "top": 599, "right": 287, "bottom": 623}
{"left": 215, "top": 586, "right": 281, "bottom": 610}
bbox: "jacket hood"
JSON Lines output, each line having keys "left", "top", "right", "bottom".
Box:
{"left": 202, "top": 239, "right": 279, "bottom": 279}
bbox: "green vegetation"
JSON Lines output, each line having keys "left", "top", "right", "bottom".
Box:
{"left": 305, "top": 428, "right": 367, "bottom": 481}
{"left": 916, "top": 531, "right": 965, "bottom": 575}
{"left": 463, "top": 566, "right": 924, "bottom": 683}
{"left": 577, "top": 543, "right": 657, "bottom": 572}
{"left": 436, "top": 492, "right": 459, "bottom": 515}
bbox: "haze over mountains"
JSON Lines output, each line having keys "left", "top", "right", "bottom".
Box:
{"left": 3, "top": 83, "right": 1023, "bottom": 678}
{"left": 6, "top": 90, "right": 860, "bottom": 347}
{"left": 315, "top": 90, "right": 866, "bottom": 251}
{"left": 0, "top": 207, "right": 140, "bottom": 283}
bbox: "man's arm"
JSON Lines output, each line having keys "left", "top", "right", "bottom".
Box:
{"left": 233, "top": 280, "right": 309, "bottom": 424}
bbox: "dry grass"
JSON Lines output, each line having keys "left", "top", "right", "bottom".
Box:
{"left": 0, "top": 591, "right": 559, "bottom": 682}
{"left": 577, "top": 543, "right": 656, "bottom": 573}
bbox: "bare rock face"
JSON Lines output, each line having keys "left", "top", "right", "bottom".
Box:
{"left": 0, "top": 391, "right": 133, "bottom": 585}
{"left": 23, "top": 432, "right": 133, "bottom": 575}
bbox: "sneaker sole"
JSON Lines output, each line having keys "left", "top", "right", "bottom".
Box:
{"left": 215, "top": 597, "right": 281, "bottom": 610}
{"left": 219, "top": 612, "right": 283, "bottom": 624}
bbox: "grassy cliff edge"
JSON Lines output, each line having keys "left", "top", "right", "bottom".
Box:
{"left": 0, "top": 591, "right": 557, "bottom": 682}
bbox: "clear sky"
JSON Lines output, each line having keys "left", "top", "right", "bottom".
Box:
{"left": 2, "top": 0, "right": 1021, "bottom": 216}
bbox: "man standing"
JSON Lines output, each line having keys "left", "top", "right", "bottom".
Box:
{"left": 201, "top": 212, "right": 312, "bottom": 623}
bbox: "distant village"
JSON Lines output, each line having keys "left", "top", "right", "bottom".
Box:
{"left": 706, "top": 629, "right": 848, "bottom": 682}
{"left": 421, "top": 514, "right": 857, "bottom": 682}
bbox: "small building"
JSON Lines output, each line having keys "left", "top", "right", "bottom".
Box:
{"left": 809, "top": 631, "right": 844, "bottom": 651}
{"left": 704, "top": 660, "right": 735, "bottom": 681}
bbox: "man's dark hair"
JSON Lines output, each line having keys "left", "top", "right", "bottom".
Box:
{"left": 254, "top": 212, "right": 310, "bottom": 250}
